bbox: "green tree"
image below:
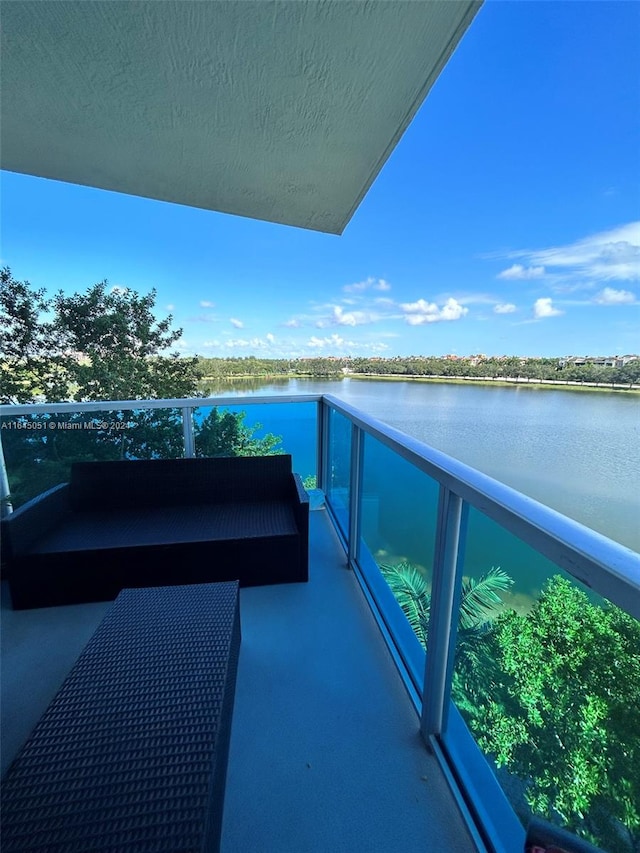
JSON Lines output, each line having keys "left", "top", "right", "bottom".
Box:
{"left": 0, "top": 268, "right": 70, "bottom": 403}
{"left": 53, "top": 281, "right": 201, "bottom": 401}
{"left": 1, "top": 269, "right": 202, "bottom": 404}
{"left": 1, "top": 272, "right": 285, "bottom": 507}
{"left": 473, "top": 576, "right": 640, "bottom": 852}
{"left": 195, "top": 407, "right": 282, "bottom": 457}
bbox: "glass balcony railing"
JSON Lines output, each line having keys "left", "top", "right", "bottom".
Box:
{"left": 325, "top": 406, "right": 352, "bottom": 540}
{"left": 192, "top": 400, "right": 317, "bottom": 482}
{"left": 1, "top": 392, "right": 638, "bottom": 853}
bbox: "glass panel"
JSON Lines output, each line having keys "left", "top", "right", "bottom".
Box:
{"left": 1, "top": 408, "right": 184, "bottom": 508}
{"left": 357, "top": 433, "right": 439, "bottom": 683}
{"left": 450, "top": 506, "right": 640, "bottom": 853}
{"left": 192, "top": 402, "right": 317, "bottom": 485}
{"left": 325, "top": 407, "right": 351, "bottom": 538}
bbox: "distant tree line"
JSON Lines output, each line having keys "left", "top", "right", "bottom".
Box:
{"left": 347, "top": 356, "right": 640, "bottom": 386}
{"left": 196, "top": 356, "right": 344, "bottom": 379}
{"left": 196, "top": 355, "right": 640, "bottom": 386}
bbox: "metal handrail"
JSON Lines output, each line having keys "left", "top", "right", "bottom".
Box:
{"left": 2, "top": 392, "right": 638, "bottom": 613}
{"left": 0, "top": 394, "right": 322, "bottom": 416}
{"left": 321, "top": 394, "right": 639, "bottom": 616}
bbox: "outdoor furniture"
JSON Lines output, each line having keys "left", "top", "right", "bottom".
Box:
{"left": 1, "top": 581, "right": 241, "bottom": 853}
{"left": 2, "top": 454, "right": 309, "bottom": 609}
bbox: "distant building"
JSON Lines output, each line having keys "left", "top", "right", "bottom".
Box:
{"left": 558, "top": 355, "right": 638, "bottom": 369}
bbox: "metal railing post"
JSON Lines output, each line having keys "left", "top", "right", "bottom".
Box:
{"left": 182, "top": 406, "right": 195, "bottom": 458}
{"left": 317, "top": 399, "right": 328, "bottom": 493}
{"left": 348, "top": 424, "right": 364, "bottom": 568}
{"left": 0, "top": 433, "right": 13, "bottom": 516}
{"left": 421, "top": 486, "right": 465, "bottom": 738}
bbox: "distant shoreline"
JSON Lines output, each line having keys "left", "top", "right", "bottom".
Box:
{"left": 198, "top": 372, "right": 640, "bottom": 394}
{"left": 347, "top": 373, "right": 640, "bottom": 393}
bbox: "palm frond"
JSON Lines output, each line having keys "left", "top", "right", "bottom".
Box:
{"left": 378, "top": 561, "right": 513, "bottom": 652}
{"left": 379, "top": 561, "right": 430, "bottom": 647}
{"left": 459, "top": 566, "right": 513, "bottom": 630}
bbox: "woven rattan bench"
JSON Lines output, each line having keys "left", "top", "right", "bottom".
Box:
{"left": 1, "top": 581, "right": 241, "bottom": 852}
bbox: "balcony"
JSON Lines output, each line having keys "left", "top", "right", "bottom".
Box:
{"left": 2, "top": 393, "right": 639, "bottom": 853}
{"left": 1, "top": 508, "right": 476, "bottom": 852}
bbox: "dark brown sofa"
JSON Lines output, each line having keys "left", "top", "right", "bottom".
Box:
{"left": 2, "top": 455, "right": 309, "bottom": 609}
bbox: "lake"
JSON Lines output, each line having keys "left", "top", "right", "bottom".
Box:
{"left": 201, "top": 377, "right": 640, "bottom": 557}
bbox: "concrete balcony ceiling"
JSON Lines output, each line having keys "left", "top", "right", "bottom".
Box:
{"left": 1, "top": 0, "right": 480, "bottom": 234}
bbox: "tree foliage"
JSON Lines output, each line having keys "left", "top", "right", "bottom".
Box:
{"left": 53, "top": 281, "right": 202, "bottom": 402}
{"left": 0, "top": 268, "right": 70, "bottom": 403}
{"left": 471, "top": 577, "right": 640, "bottom": 852}
{"left": 379, "top": 560, "right": 512, "bottom": 653}
{"left": 1, "top": 270, "right": 284, "bottom": 507}
{"left": 0, "top": 268, "right": 202, "bottom": 404}
{"left": 381, "top": 560, "right": 640, "bottom": 851}
{"left": 348, "top": 355, "right": 640, "bottom": 386}
{"left": 194, "top": 407, "right": 282, "bottom": 458}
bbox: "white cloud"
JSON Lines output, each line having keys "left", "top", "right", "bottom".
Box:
{"left": 200, "top": 300, "right": 215, "bottom": 308}
{"left": 166, "top": 303, "right": 175, "bottom": 311}
{"left": 439, "top": 298, "right": 468, "bottom": 321}
{"left": 494, "top": 303, "right": 517, "bottom": 314}
{"left": 305, "top": 334, "right": 388, "bottom": 354}
{"left": 533, "top": 298, "right": 563, "bottom": 319}
{"left": 283, "top": 318, "right": 300, "bottom": 328}
{"left": 497, "top": 264, "right": 545, "bottom": 281}
{"left": 333, "top": 306, "right": 357, "bottom": 326}
{"left": 226, "top": 337, "right": 271, "bottom": 349}
{"left": 343, "top": 277, "right": 392, "bottom": 294}
{"left": 266, "top": 333, "right": 275, "bottom": 344}
{"left": 230, "top": 318, "right": 244, "bottom": 328}
{"left": 498, "top": 221, "right": 640, "bottom": 284}
{"left": 307, "top": 334, "right": 349, "bottom": 349}
{"left": 400, "top": 297, "right": 468, "bottom": 325}
{"left": 316, "top": 305, "right": 378, "bottom": 328}
{"left": 401, "top": 298, "right": 437, "bottom": 314}
{"left": 109, "top": 285, "right": 129, "bottom": 294}
{"left": 593, "top": 287, "right": 637, "bottom": 305}
{"left": 203, "top": 336, "right": 272, "bottom": 351}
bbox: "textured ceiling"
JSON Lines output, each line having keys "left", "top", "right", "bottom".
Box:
{"left": 1, "top": 1, "right": 480, "bottom": 234}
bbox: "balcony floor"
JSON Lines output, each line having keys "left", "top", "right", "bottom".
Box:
{"left": 1, "top": 509, "right": 476, "bottom": 852}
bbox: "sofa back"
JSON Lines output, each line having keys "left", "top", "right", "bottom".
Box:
{"left": 69, "top": 455, "right": 295, "bottom": 511}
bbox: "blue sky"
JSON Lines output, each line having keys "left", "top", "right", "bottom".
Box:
{"left": 2, "top": 1, "right": 639, "bottom": 359}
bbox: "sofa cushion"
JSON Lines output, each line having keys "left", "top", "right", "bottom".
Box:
{"left": 26, "top": 501, "right": 299, "bottom": 554}
{"left": 69, "top": 455, "right": 295, "bottom": 511}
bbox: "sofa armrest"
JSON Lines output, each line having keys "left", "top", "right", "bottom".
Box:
{"left": 1, "top": 483, "right": 70, "bottom": 560}
{"left": 290, "top": 473, "right": 309, "bottom": 562}
{"left": 291, "top": 472, "right": 309, "bottom": 507}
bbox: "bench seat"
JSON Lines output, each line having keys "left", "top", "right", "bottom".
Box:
{"left": 1, "top": 581, "right": 241, "bottom": 853}
{"left": 30, "top": 501, "right": 298, "bottom": 552}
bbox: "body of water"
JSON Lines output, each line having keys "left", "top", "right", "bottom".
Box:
{"left": 202, "top": 377, "right": 640, "bottom": 555}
